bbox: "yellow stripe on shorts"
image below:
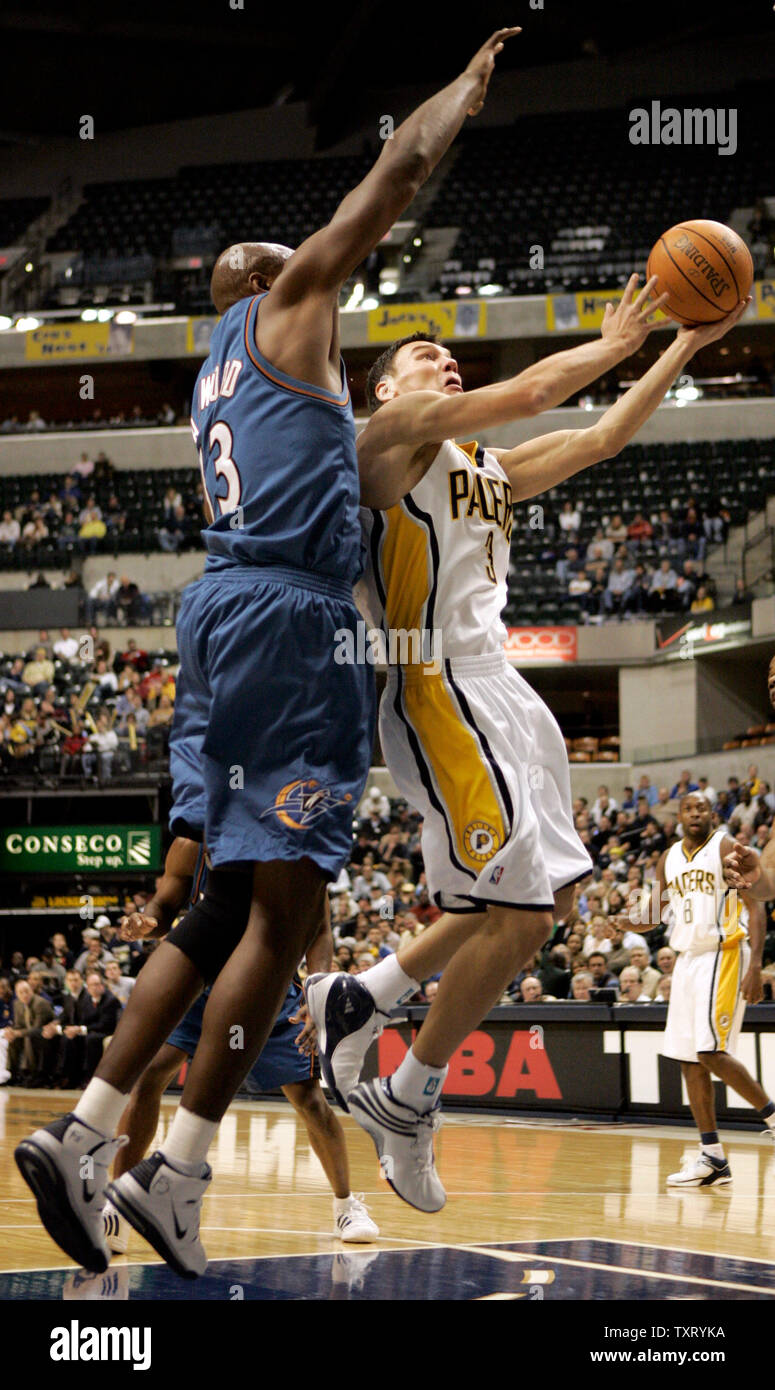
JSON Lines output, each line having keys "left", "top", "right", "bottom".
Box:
{"left": 403, "top": 671, "right": 507, "bottom": 872}
{"left": 713, "top": 942, "right": 742, "bottom": 1052}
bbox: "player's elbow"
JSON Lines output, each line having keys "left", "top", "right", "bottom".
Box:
{"left": 523, "top": 384, "right": 548, "bottom": 417}
{"left": 588, "top": 425, "right": 619, "bottom": 462}
{"left": 384, "top": 146, "right": 432, "bottom": 195}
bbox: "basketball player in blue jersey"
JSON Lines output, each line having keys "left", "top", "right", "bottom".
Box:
{"left": 100, "top": 838, "right": 378, "bottom": 1250}
{"left": 306, "top": 291, "right": 750, "bottom": 1211}
{"left": 15, "top": 27, "right": 520, "bottom": 1277}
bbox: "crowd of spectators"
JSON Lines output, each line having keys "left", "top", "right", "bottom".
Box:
{"left": 0, "top": 627, "right": 176, "bottom": 779}
{"left": 548, "top": 500, "right": 738, "bottom": 622}
{"left": 0, "top": 403, "right": 180, "bottom": 434}
{"left": 0, "top": 912, "right": 155, "bottom": 1088}
{"left": 315, "top": 767, "right": 775, "bottom": 1010}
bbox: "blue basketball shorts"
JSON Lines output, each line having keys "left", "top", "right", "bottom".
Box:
{"left": 166, "top": 980, "right": 319, "bottom": 1090}
{"left": 169, "top": 565, "right": 375, "bottom": 875}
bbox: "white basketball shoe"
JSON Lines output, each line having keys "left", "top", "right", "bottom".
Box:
{"left": 106, "top": 1151, "right": 211, "bottom": 1279}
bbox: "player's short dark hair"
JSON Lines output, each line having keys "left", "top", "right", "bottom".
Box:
{"left": 365, "top": 332, "right": 440, "bottom": 414}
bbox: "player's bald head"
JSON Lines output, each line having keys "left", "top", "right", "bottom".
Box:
{"left": 210, "top": 242, "right": 293, "bottom": 314}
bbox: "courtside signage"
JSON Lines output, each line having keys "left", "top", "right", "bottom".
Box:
{"left": 367, "top": 299, "right": 486, "bottom": 342}
{"left": 0, "top": 825, "right": 161, "bottom": 873}
{"left": 505, "top": 626, "right": 577, "bottom": 662}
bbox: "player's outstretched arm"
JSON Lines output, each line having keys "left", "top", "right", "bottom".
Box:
{"left": 267, "top": 29, "right": 519, "bottom": 306}
{"left": 741, "top": 890, "right": 765, "bottom": 1003}
{"left": 119, "top": 836, "right": 199, "bottom": 941}
{"left": 724, "top": 838, "right": 775, "bottom": 901}
{"left": 496, "top": 298, "right": 751, "bottom": 498}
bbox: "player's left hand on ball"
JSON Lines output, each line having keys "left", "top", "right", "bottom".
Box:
{"left": 290, "top": 1004, "right": 318, "bottom": 1057}
{"left": 601, "top": 273, "right": 670, "bottom": 351}
{"left": 742, "top": 963, "right": 764, "bottom": 1005}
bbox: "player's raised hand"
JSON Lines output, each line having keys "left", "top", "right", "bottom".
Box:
{"left": 464, "top": 28, "right": 521, "bottom": 116}
{"left": 723, "top": 843, "right": 761, "bottom": 890}
{"left": 677, "top": 296, "right": 752, "bottom": 351}
{"left": 601, "top": 273, "right": 670, "bottom": 352}
{"left": 119, "top": 911, "right": 160, "bottom": 941}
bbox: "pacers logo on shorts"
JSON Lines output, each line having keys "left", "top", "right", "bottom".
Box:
{"left": 260, "top": 778, "right": 352, "bottom": 831}
{"left": 718, "top": 1013, "right": 730, "bottom": 1030}
{"left": 464, "top": 820, "right": 501, "bottom": 864}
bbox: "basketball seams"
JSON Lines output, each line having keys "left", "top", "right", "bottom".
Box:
{"left": 673, "top": 223, "right": 743, "bottom": 298}
{"left": 652, "top": 237, "right": 734, "bottom": 318}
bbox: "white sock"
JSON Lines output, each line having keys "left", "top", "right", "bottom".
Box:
{"left": 74, "top": 1078, "right": 127, "bottom": 1135}
{"left": 360, "top": 954, "right": 419, "bottom": 1012}
{"left": 161, "top": 1105, "right": 217, "bottom": 1170}
{"left": 333, "top": 1194, "right": 354, "bottom": 1211}
{"left": 702, "top": 1142, "right": 725, "bottom": 1160}
{"left": 389, "top": 1046, "right": 447, "bottom": 1113}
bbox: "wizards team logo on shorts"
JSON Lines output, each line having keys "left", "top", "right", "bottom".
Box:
{"left": 260, "top": 779, "right": 352, "bottom": 831}
{"left": 463, "top": 820, "right": 502, "bottom": 864}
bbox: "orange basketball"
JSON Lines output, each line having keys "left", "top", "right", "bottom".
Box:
{"left": 646, "top": 219, "right": 753, "bottom": 325}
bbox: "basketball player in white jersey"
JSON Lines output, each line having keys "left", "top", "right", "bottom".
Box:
{"left": 654, "top": 792, "right": 775, "bottom": 1186}
{"left": 724, "top": 652, "right": 775, "bottom": 896}
{"left": 305, "top": 289, "right": 749, "bottom": 1211}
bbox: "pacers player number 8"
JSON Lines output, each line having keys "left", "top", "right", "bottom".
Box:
{"left": 484, "top": 530, "right": 497, "bottom": 584}
{"left": 201, "top": 420, "right": 243, "bottom": 516}
{"left": 683, "top": 898, "right": 693, "bottom": 923}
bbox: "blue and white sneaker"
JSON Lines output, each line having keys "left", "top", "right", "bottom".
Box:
{"left": 348, "top": 1078, "right": 446, "bottom": 1212}
{"left": 666, "top": 1149, "right": 732, "bottom": 1187}
{"left": 106, "top": 1151, "right": 211, "bottom": 1280}
{"left": 305, "top": 973, "right": 388, "bottom": 1111}
{"left": 15, "top": 1113, "right": 128, "bottom": 1273}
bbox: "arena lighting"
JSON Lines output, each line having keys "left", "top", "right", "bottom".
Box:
{"left": 0, "top": 316, "right": 12, "bottom": 331}
{"left": 96, "top": 308, "right": 114, "bottom": 322}
{"left": 64, "top": 266, "right": 73, "bottom": 278}
{"left": 402, "top": 254, "right": 411, "bottom": 263}
{"left": 379, "top": 280, "right": 399, "bottom": 295}
{"left": 674, "top": 383, "right": 701, "bottom": 402}
{"left": 360, "top": 297, "right": 379, "bottom": 311}
{"left": 80, "top": 308, "right": 98, "bottom": 321}
{"left": 114, "top": 310, "right": 136, "bottom": 325}
{"left": 15, "top": 316, "right": 40, "bottom": 331}
{"left": 412, "top": 237, "right": 422, "bottom": 247}
{"left": 455, "top": 285, "right": 473, "bottom": 296}
{"left": 479, "top": 283, "right": 502, "bottom": 296}
{"left": 24, "top": 262, "right": 33, "bottom": 273}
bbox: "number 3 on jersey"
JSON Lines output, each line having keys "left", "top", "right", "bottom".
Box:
{"left": 484, "top": 529, "right": 497, "bottom": 584}
{"left": 199, "top": 421, "right": 243, "bottom": 517}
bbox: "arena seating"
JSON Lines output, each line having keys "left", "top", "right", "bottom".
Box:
{"left": 423, "top": 85, "right": 772, "bottom": 297}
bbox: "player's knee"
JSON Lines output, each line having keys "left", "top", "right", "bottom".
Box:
{"left": 286, "top": 1081, "right": 331, "bottom": 1124}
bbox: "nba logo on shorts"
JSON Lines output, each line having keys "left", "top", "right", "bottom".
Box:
{"left": 490, "top": 865, "right": 504, "bottom": 885}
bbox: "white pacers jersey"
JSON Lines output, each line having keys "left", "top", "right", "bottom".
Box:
{"left": 356, "top": 438, "right": 512, "bottom": 661}
{"left": 664, "top": 828, "right": 747, "bottom": 954}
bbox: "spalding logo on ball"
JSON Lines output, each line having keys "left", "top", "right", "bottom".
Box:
{"left": 646, "top": 219, "right": 753, "bottom": 325}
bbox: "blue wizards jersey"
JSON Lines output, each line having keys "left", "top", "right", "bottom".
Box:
{"left": 191, "top": 293, "right": 363, "bottom": 583}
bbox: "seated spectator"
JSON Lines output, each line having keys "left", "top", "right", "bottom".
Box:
{"left": 104, "top": 959, "right": 135, "bottom": 1006}
{"left": 115, "top": 575, "right": 149, "bottom": 625}
{"left": 570, "top": 971, "right": 594, "bottom": 1001}
{"left": 537, "top": 945, "right": 571, "bottom": 999}
{"left": 656, "top": 946, "right": 676, "bottom": 977}
{"left": 648, "top": 559, "right": 678, "bottom": 610}
{"left": 82, "top": 713, "right": 119, "bottom": 779}
{"left": 605, "top": 513, "right": 628, "bottom": 543}
{"left": 518, "top": 976, "right": 554, "bottom": 1003}
{"left": 53, "top": 627, "right": 79, "bottom": 661}
{"left": 583, "top": 912, "right": 611, "bottom": 957}
{"left": 568, "top": 567, "right": 591, "bottom": 599}
{"left": 690, "top": 585, "right": 714, "bottom": 612}
{"left": 587, "top": 951, "right": 619, "bottom": 993}
{"left": 4, "top": 978, "right": 56, "bottom": 1086}
{"left": 591, "top": 785, "right": 618, "bottom": 825}
{"left": 696, "top": 775, "right": 717, "bottom": 806}
{"left": 57, "top": 969, "right": 120, "bottom": 1087}
{"left": 49, "top": 932, "right": 74, "bottom": 972}
{"left": 655, "top": 975, "right": 671, "bottom": 1001}
{"left": 628, "top": 944, "right": 661, "bottom": 999}
{"left": 603, "top": 557, "right": 635, "bottom": 616}
{"left": 158, "top": 503, "right": 191, "bottom": 553}
{"left": 627, "top": 512, "right": 653, "bottom": 544}
{"left": 617, "top": 966, "right": 651, "bottom": 1002}
{"left": 73, "top": 927, "right": 114, "bottom": 975}
{"left": 558, "top": 500, "right": 581, "bottom": 533}
{"left": 86, "top": 571, "right": 119, "bottom": 624}
{"left": 23, "top": 647, "right": 55, "bottom": 696}
{"left": 586, "top": 527, "right": 614, "bottom": 565}
{"left": 113, "top": 638, "right": 149, "bottom": 675}
{"left": 0, "top": 510, "right": 20, "bottom": 548}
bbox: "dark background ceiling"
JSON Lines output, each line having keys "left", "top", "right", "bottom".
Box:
{"left": 2, "top": 0, "right": 770, "bottom": 148}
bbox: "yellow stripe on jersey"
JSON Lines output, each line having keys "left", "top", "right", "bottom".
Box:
{"left": 713, "top": 942, "right": 742, "bottom": 1051}
{"left": 403, "top": 670, "right": 506, "bottom": 872}
{"left": 379, "top": 504, "right": 431, "bottom": 636}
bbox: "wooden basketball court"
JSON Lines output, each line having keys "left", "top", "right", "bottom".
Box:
{"left": 1, "top": 1090, "right": 774, "bottom": 1300}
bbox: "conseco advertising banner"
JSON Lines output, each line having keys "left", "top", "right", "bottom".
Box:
{"left": 367, "top": 299, "right": 486, "bottom": 343}
{"left": 0, "top": 825, "right": 161, "bottom": 873}
{"left": 547, "top": 283, "right": 773, "bottom": 332}
{"left": 505, "top": 626, "right": 577, "bottom": 663}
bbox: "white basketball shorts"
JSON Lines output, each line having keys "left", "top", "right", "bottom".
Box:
{"left": 662, "top": 938, "right": 749, "bottom": 1062}
{"left": 380, "top": 650, "right": 592, "bottom": 913}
